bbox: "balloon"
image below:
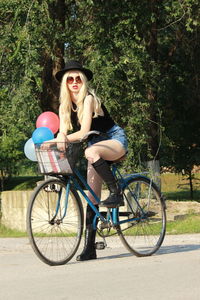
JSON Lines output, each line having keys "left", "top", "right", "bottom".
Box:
{"left": 36, "top": 111, "right": 60, "bottom": 134}
{"left": 24, "top": 138, "right": 37, "bottom": 161}
{"left": 32, "top": 127, "right": 54, "bottom": 144}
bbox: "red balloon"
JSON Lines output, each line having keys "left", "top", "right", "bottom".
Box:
{"left": 36, "top": 111, "right": 60, "bottom": 134}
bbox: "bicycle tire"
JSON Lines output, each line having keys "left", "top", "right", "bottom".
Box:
{"left": 27, "top": 178, "right": 83, "bottom": 266}
{"left": 117, "top": 176, "right": 166, "bottom": 257}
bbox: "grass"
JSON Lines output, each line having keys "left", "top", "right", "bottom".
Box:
{"left": 1, "top": 214, "right": 200, "bottom": 238}
{"left": 161, "top": 173, "right": 200, "bottom": 201}
{"left": 166, "top": 214, "right": 200, "bottom": 235}
{"left": 164, "top": 190, "right": 200, "bottom": 202}
{"left": 0, "top": 223, "right": 27, "bottom": 238}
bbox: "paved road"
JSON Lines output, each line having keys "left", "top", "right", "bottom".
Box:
{"left": 1, "top": 234, "right": 200, "bottom": 300}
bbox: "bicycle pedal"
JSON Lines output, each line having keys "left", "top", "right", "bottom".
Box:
{"left": 95, "top": 242, "right": 106, "bottom": 250}
{"left": 99, "top": 222, "right": 111, "bottom": 229}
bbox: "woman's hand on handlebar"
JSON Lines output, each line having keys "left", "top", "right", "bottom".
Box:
{"left": 40, "top": 131, "right": 103, "bottom": 150}
{"left": 40, "top": 132, "right": 68, "bottom": 150}
{"left": 56, "top": 132, "right": 69, "bottom": 150}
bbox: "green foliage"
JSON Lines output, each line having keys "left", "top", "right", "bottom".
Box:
{"left": 158, "top": 0, "right": 200, "bottom": 173}
{"left": 66, "top": 0, "right": 162, "bottom": 168}
{"left": 3, "top": 176, "right": 42, "bottom": 191}
{"left": 0, "top": 0, "right": 43, "bottom": 184}
{"left": 0, "top": 0, "right": 199, "bottom": 187}
{"left": 0, "top": 0, "right": 74, "bottom": 183}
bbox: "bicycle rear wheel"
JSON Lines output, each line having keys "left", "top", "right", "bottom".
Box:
{"left": 27, "top": 178, "right": 83, "bottom": 265}
{"left": 117, "top": 176, "right": 166, "bottom": 256}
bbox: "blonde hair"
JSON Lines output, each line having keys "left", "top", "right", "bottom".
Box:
{"left": 59, "top": 71, "right": 101, "bottom": 131}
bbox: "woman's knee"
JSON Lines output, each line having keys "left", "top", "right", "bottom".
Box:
{"left": 85, "top": 147, "right": 92, "bottom": 159}
{"left": 85, "top": 146, "right": 99, "bottom": 161}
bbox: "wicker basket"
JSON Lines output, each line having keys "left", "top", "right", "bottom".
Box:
{"left": 35, "top": 143, "right": 80, "bottom": 175}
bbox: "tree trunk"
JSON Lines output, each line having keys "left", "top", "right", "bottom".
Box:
{"left": 40, "top": 0, "right": 66, "bottom": 112}
{"left": 146, "top": 159, "right": 161, "bottom": 190}
{"left": 41, "top": 49, "right": 64, "bottom": 112}
{"left": 0, "top": 170, "right": 4, "bottom": 192}
{"left": 188, "top": 170, "right": 194, "bottom": 200}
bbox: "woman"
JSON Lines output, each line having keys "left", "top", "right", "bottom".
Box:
{"left": 54, "top": 60, "right": 128, "bottom": 261}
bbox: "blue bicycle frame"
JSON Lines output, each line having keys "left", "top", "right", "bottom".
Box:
{"left": 57, "top": 164, "right": 152, "bottom": 230}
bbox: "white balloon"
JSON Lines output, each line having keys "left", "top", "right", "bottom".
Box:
{"left": 24, "top": 138, "right": 37, "bottom": 161}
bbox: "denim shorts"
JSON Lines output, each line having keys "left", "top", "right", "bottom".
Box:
{"left": 88, "top": 124, "right": 128, "bottom": 151}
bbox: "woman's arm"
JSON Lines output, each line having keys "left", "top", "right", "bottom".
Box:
{"left": 55, "top": 106, "right": 68, "bottom": 142}
{"left": 43, "top": 107, "right": 68, "bottom": 145}
{"left": 66, "top": 95, "right": 94, "bottom": 142}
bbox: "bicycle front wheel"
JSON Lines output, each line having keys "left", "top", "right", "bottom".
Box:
{"left": 27, "top": 178, "right": 83, "bottom": 266}
{"left": 117, "top": 176, "right": 166, "bottom": 256}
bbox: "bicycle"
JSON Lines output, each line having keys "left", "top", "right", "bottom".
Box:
{"left": 26, "top": 131, "right": 166, "bottom": 266}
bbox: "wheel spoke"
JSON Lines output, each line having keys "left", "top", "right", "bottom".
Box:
{"left": 27, "top": 179, "right": 83, "bottom": 265}
{"left": 117, "top": 177, "right": 166, "bottom": 256}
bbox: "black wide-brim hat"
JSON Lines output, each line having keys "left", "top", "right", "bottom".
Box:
{"left": 55, "top": 60, "right": 93, "bottom": 82}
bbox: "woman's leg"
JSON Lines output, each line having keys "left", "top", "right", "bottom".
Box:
{"left": 87, "top": 161, "right": 103, "bottom": 204}
{"left": 76, "top": 162, "right": 102, "bottom": 261}
{"left": 76, "top": 202, "right": 98, "bottom": 261}
{"left": 85, "top": 140, "right": 126, "bottom": 208}
{"left": 85, "top": 139, "right": 126, "bottom": 163}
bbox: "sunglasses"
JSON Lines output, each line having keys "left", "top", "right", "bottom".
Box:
{"left": 66, "top": 76, "right": 82, "bottom": 84}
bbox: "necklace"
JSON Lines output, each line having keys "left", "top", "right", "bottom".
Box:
{"left": 71, "top": 101, "right": 78, "bottom": 112}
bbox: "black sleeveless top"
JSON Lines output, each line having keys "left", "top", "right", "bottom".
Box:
{"left": 71, "top": 103, "right": 115, "bottom": 133}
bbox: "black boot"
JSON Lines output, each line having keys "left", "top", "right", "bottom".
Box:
{"left": 76, "top": 205, "right": 98, "bottom": 261}
{"left": 92, "top": 158, "right": 124, "bottom": 208}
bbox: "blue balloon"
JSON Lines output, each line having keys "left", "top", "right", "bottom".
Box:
{"left": 32, "top": 127, "right": 54, "bottom": 144}
{"left": 24, "top": 138, "right": 37, "bottom": 161}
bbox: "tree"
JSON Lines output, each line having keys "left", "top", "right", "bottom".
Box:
{"left": 158, "top": 0, "right": 200, "bottom": 197}
{"left": 0, "top": 0, "right": 199, "bottom": 196}
{"left": 0, "top": 0, "right": 75, "bottom": 187}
